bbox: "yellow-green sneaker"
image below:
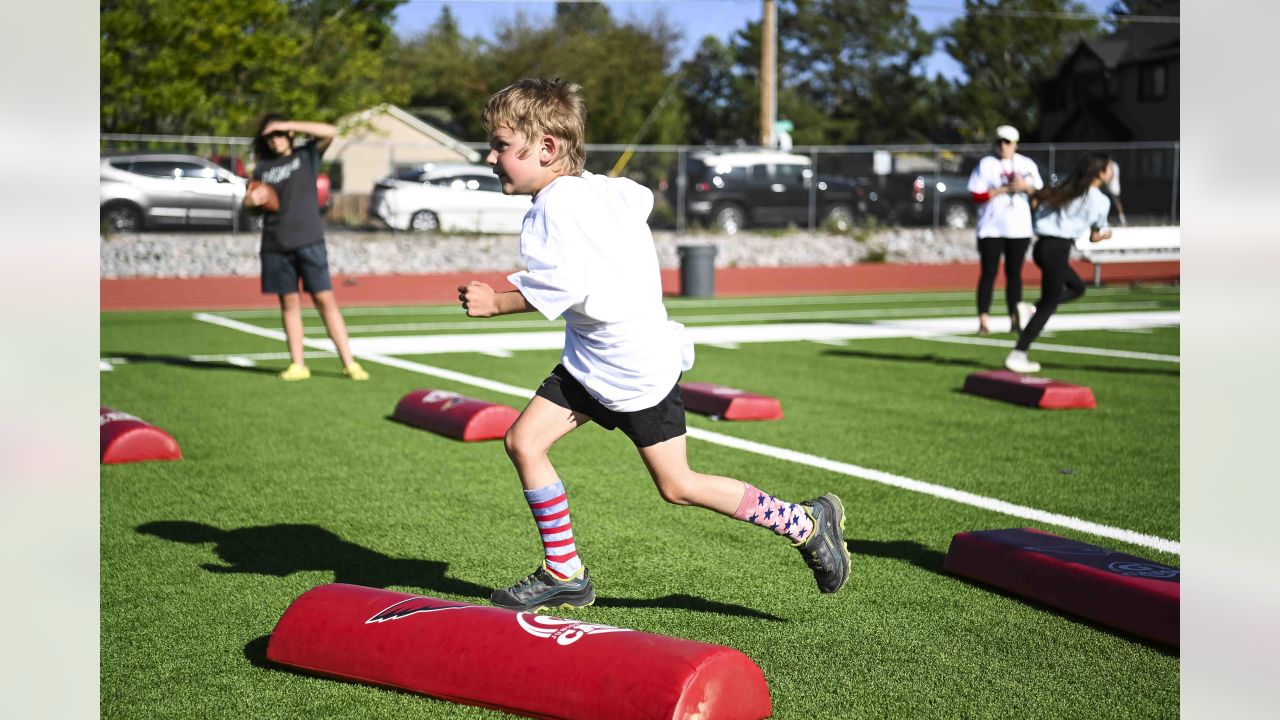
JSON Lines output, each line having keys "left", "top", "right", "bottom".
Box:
{"left": 343, "top": 362, "right": 369, "bottom": 381}
{"left": 279, "top": 363, "right": 311, "bottom": 381}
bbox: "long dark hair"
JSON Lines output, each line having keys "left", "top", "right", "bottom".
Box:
{"left": 251, "top": 113, "right": 287, "bottom": 161}
{"left": 1036, "top": 152, "right": 1111, "bottom": 210}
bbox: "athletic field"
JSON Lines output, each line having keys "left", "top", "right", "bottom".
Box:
{"left": 100, "top": 286, "right": 1180, "bottom": 718}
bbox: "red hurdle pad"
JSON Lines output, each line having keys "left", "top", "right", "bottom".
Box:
{"left": 963, "top": 370, "right": 1096, "bottom": 409}
{"left": 680, "top": 382, "right": 783, "bottom": 421}
{"left": 943, "top": 528, "right": 1179, "bottom": 646}
{"left": 392, "top": 389, "right": 519, "bottom": 442}
{"left": 100, "top": 406, "right": 182, "bottom": 464}
{"left": 267, "top": 583, "right": 771, "bottom": 720}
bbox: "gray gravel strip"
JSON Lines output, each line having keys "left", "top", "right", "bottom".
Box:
{"left": 100, "top": 227, "right": 983, "bottom": 279}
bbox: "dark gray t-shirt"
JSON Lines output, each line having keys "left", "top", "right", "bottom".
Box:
{"left": 253, "top": 139, "right": 325, "bottom": 252}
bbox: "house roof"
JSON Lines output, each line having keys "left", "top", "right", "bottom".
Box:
{"left": 1074, "top": 4, "right": 1181, "bottom": 70}
{"left": 340, "top": 104, "right": 480, "bottom": 162}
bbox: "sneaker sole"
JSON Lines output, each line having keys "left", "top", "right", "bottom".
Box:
{"left": 819, "top": 493, "right": 852, "bottom": 594}
{"left": 491, "top": 588, "right": 596, "bottom": 613}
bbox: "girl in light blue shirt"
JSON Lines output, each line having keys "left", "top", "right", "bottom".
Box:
{"left": 1005, "top": 153, "right": 1114, "bottom": 373}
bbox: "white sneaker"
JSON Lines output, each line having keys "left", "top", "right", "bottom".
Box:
{"left": 1004, "top": 350, "right": 1041, "bottom": 374}
{"left": 1016, "top": 302, "right": 1036, "bottom": 332}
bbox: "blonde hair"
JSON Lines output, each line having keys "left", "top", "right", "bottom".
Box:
{"left": 482, "top": 78, "right": 586, "bottom": 176}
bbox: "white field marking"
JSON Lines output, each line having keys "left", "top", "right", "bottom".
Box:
{"left": 476, "top": 349, "right": 514, "bottom": 359}
{"left": 683, "top": 427, "right": 1180, "bottom": 555}
{"left": 225, "top": 356, "right": 257, "bottom": 368}
{"left": 1109, "top": 328, "right": 1155, "bottom": 334}
{"left": 876, "top": 310, "right": 1179, "bottom": 335}
{"left": 100, "top": 360, "right": 113, "bottom": 372}
{"left": 307, "top": 301, "right": 1165, "bottom": 335}
{"left": 920, "top": 335, "right": 1180, "bottom": 363}
{"left": 810, "top": 339, "right": 849, "bottom": 347}
{"left": 194, "top": 309, "right": 1180, "bottom": 555}
{"left": 704, "top": 342, "right": 740, "bottom": 350}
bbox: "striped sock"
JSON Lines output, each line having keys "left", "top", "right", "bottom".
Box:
{"left": 524, "top": 480, "right": 583, "bottom": 580}
{"left": 732, "top": 484, "right": 815, "bottom": 544}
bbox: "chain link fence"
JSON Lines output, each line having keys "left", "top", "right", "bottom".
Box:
{"left": 101, "top": 134, "right": 1179, "bottom": 234}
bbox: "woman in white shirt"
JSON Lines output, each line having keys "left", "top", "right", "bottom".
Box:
{"left": 1004, "top": 153, "right": 1114, "bottom": 374}
{"left": 967, "top": 125, "right": 1043, "bottom": 335}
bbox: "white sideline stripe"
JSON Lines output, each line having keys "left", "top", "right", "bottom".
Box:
{"left": 684, "top": 427, "right": 1180, "bottom": 555}
{"left": 313, "top": 301, "right": 1164, "bottom": 335}
{"left": 920, "top": 335, "right": 1180, "bottom": 363}
{"left": 100, "top": 360, "right": 113, "bottom": 372}
{"left": 193, "top": 311, "right": 1181, "bottom": 555}
{"left": 874, "top": 309, "right": 1178, "bottom": 334}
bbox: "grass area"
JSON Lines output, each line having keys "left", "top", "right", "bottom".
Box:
{"left": 101, "top": 287, "right": 1179, "bottom": 719}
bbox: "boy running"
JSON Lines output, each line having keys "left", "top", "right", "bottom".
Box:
{"left": 458, "top": 78, "right": 851, "bottom": 611}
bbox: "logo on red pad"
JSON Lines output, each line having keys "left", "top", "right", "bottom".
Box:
{"left": 365, "top": 597, "right": 473, "bottom": 624}
{"left": 516, "top": 613, "right": 630, "bottom": 646}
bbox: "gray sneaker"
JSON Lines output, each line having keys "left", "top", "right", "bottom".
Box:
{"left": 490, "top": 565, "right": 595, "bottom": 612}
{"left": 795, "top": 494, "right": 851, "bottom": 594}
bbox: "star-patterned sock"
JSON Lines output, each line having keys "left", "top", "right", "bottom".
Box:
{"left": 731, "top": 484, "right": 815, "bottom": 544}
{"left": 524, "top": 480, "right": 583, "bottom": 580}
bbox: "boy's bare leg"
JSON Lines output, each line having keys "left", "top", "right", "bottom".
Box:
{"left": 278, "top": 293, "right": 306, "bottom": 365}
{"left": 505, "top": 396, "right": 590, "bottom": 490}
{"left": 635, "top": 434, "right": 746, "bottom": 515}
{"left": 311, "top": 290, "right": 355, "bottom": 366}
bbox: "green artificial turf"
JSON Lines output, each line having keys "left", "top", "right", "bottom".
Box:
{"left": 101, "top": 287, "right": 1180, "bottom": 719}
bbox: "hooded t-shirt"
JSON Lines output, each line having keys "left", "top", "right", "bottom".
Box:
{"left": 508, "top": 172, "right": 694, "bottom": 412}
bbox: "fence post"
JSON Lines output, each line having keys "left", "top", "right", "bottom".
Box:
{"left": 676, "top": 146, "right": 687, "bottom": 235}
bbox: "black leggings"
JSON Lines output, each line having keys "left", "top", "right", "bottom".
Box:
{"left": 1015, "top": 236, "right": 1086, "bottom": 351}
{"left": 976, "top": 236, "right": 1031, "bottom": 315}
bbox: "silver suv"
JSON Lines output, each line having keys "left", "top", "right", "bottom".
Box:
{"left": 100, "top": 154, "right": 257, "bottom": 233}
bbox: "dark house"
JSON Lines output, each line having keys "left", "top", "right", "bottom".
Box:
{"left": 1036, "top": 7, "right": 1180, "bottom": 219}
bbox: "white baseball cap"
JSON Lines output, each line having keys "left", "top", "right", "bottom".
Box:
{"left": 995, "top": 125, "right": 1020, "bottom": 143}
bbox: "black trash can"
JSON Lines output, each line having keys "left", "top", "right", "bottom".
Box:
{"left": 677, "top": 244, "right": 717, "bottom": 297}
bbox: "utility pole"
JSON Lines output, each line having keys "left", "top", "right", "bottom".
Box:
{"left": 760, "top": 0, "right": 777, "bottom": 148}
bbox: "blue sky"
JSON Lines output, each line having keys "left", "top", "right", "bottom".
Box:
{"left": 391, "top": 0, "right": 1118, "bottom": 81}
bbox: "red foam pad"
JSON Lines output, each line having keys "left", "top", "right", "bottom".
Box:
{"left": 100, "top": 406, "right": 182, "bottom": 464}
{"left": 267, "top": 584, "right": 772, "bottom": 720}
{"left": 392, "top": 389, "right": 519, "bottom": 442}
{"left": 943, "top": 528, "right": 1179, "bottom": 646}
{"left": 963, "top": 370, "right": 1096, "bottom": 409}
{"left": 680, "top": 383, "right": 783, "bottom": 420}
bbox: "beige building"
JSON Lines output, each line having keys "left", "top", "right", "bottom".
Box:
{"left": 326, "top": 104, "right": 481, "bottom": 201}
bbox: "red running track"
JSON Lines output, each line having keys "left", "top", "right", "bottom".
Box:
{"left": 101, "top": 261, "right": 1178, "bottom": 312}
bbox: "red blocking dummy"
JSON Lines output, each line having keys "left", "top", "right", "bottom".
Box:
{"left": 963, "top": 370, "right": 1096, "bottom": 409}
{"left": 680, "top": 383, "right": 783, "bottom": 420}
{"left": 392, "top": 389, "right": 519, "bottom": 441}
{"left": 943, "top": 528, "right": 1179, "bottom": 646}
{"left": 100, "top": 406, "right": 182, "bottom": 464}
{"left": 267, "top": 584, "right": 772, "bottom": 720}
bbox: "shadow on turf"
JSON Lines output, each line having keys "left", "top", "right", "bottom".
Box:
{"left": 849, "top": 537, "right": 1179, "bottom": 655}
{"left": 823, "top": 348, "right": 1178, "bottom": 377}
{"left": 104, "top": 352, "right": 281, "bottom": 377}
{"left": 140, "top": 520, "right": 780, "bottom": 621}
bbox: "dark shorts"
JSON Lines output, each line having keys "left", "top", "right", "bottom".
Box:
{"left": 261, "top": 241, "right": 333, "bottom": 295}
{"left": 535, "top": 364, "right": 686, "bottom": 448}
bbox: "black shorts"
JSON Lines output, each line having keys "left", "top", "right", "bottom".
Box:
{"left": 535, "top": 364, "right": 686, "bottom": 448}
{"left": 261, "top": 241, "right": 333, "bottom": 295}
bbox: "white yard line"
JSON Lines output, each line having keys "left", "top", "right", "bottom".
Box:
{"left": 920, "top": 335, "right": 1180, "bottom": 363}
{"left": 310, "top": 301, "right": 1164, "bottom": 335}
{"left": 190, "top": 311, "right": 1181, "bottom": 555}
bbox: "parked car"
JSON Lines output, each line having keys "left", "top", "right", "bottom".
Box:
{"left": 871, "top": 173, "right": 975, "bottom": 229}
{"left": 669, "top": 150, "right": 881, "bottom": 234}
{"left": 101, "top": 154, "right": 260, "bottom": 233}
{"left": 369, "top": 163, "right": 530, "bottom": 233}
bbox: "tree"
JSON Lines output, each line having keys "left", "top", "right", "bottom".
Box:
{"left": 100, "top": 0, "right": 407, "bottom": 135}
{"left": 384, "top": 5, "right": 492, "bottom": 139}
{"left": 940, "top": 0, "right": 1101, "bottom": 141}
{"left": 677, "top": 36, "right": 756, "bottom": 144}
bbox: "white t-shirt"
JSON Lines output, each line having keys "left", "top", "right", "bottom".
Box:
{"left": 1033, "top": 186, "right": 1112, "bottom": 240}
{"left": 508, "top": 172, "right": 693, "bottom": 412}
{"left": 967, "top": 154, "right": 1043, "bottom": 239}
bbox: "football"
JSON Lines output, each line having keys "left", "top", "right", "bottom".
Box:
{"left": 247, "top": 180, "right": 279, "bottom": 213}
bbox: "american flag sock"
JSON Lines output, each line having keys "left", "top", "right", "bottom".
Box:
{"left": 731, "top": 484, "right": 815, "bottom": 545}
{"left": 524, "top": 480, "right": 583, "bottom": 580}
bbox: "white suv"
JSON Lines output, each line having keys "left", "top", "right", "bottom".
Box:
{"left": 369, "top": 163, "right": 531, "bottom": 234}
{"left": 100, "top": 154, "right": 255, "bottom": 233}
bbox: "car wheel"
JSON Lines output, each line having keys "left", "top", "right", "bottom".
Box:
{"left": 410, "top": 210, "right": 440, "bottom": 233}
{"left": 102, "top": 203, "right": 143, "bottom": 233}
{"left": 711, "top": 203, "right": 746, "bottom": 235}
{"left": 943, "top": 203, "right": 971, "bottom": 230}
{"left": 822, "top": 204, "right": 855, "bottom": 232}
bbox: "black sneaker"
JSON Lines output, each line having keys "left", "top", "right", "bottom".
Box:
{"left": 490, "top": 565, "right": 596, "bottom": 612}
{"left": 795, "top": 494, "right": 851, "bottom": 594}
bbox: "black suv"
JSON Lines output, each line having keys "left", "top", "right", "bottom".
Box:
{"left": 868, "top": 172, "right": 974, "bottom": 229}
{"left": 669, "top": 151, "right": 879, "bottom": 234}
